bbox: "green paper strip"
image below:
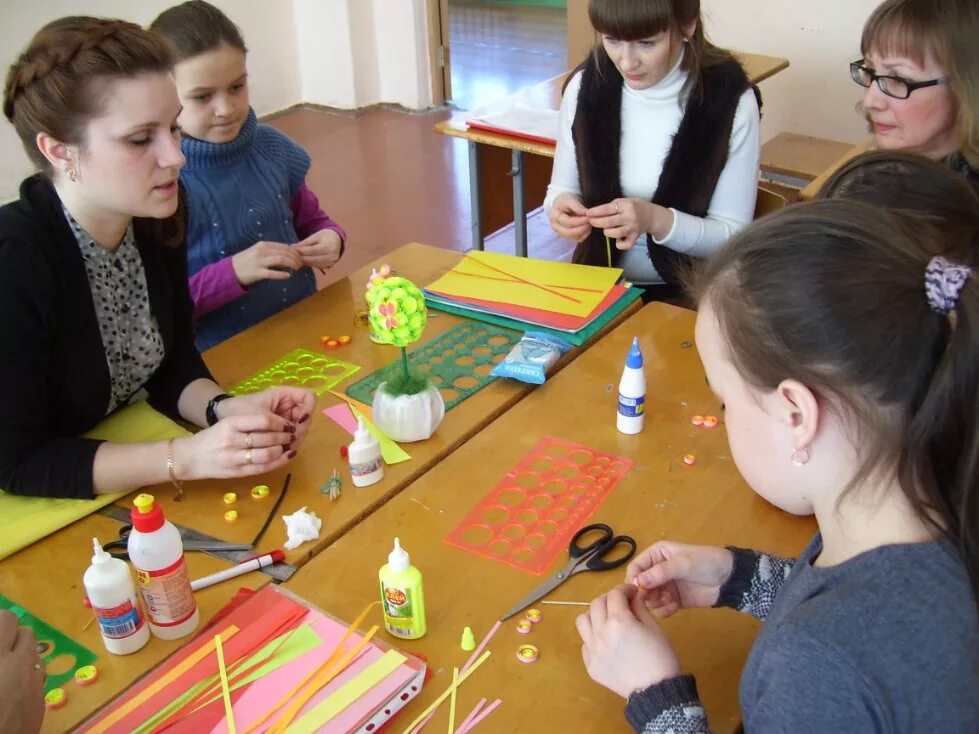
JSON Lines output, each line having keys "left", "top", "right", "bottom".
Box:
{"left": 286, "top": 650, "right": 407, "bottom": 734}
{"left": 349, "top": 405, "right": 412, "bottom": 465}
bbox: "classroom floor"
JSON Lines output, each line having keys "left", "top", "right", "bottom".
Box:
{"left": 447, "top": 0, "right": 567, "bottom": 111}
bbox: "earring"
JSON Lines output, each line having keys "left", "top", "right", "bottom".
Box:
{"left": 66, "top": 168, "right": 78, "bottom": 183}
{"left": 790, "top": 447, "right": 810, "bottom": 466}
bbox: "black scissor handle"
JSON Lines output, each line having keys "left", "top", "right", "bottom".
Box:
{"left": 569, "top": 524, "right": 614, "bottom": 559}
{"left": 583, "top": 535, "right": 637, "bottom": 572}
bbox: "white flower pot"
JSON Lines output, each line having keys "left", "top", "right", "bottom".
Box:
{"left": 372, "top": 381, "right": 445, "bottom": 442}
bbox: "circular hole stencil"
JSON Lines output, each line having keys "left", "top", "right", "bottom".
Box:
{"left": 570, "top": 450, "right": 594, "bottom": 465}
{"left": 481, "top": 506, "right": 509, "bottom": 525}
{"left": 491, "top": 353, "right": 506, "bottom": 364}
{"left": 36, "top": 641, "right": 53, "bottom": 656}
{"left": 538, "top": 521, "right": 558, "bottom": 535}
{"left": 474, "top": 363, "right": 493, "bottom": 376}
{"left": 460, "top": 525, "right": 493, "bottom": 546}
{"left": 431, "top": 356, "right": 443, "bottom": 364}
{"left": 556, "top": 465, "right": 578, "bottom": 480}
{"left": 529, "top": 494, "right": 553, "bottom": 510}
{"left": 595, "top": 456, "right": 611, "bottom": 466}
{"left": 488, "top": 335, "right": 510, "bottom": 346}
{"left": 512, "top": 548, "right": 535, "bottom": 566}
{"left": 543, "top": 480, "right": 565, "bottom": 496}
{"left": 473, "top": 346, "right": 491, "bottom": 357}
{"left": 549, "top": 508, "right": 569, "bottom": 522}
{"left": 531, "top": 458, "right": 553, "bottom": 473}
{"left": 499, "top": 489, "right": 524, "bottom": 506}
{"left": 518, "top": 508, "right": 540, "bottom": 523}
{"left": 561, "top": 496, "right": 578, "bottom": 508}
{"left": 515, "top": 473, "right": 539, "bottom": 489}
{"left": 570, "top": 485, "right": 587, "bottom": 497}
{"left": 489, "top": 539, "right": 513, "bottom": 557}
{"left": 525, "top": 533, "right": 546, "bottom": 548}
{"left": 454, "top": 376, "right": 479, "bottom": 390}
{"left": 503, "top": 524, "right": 526, "bottom": 540}
{"left": 545, "top": 443, "right": 568, "bottom": 458}
{"left": 440, "top": 388, "right": 459, "bottom": 403}
{"left": 45, "top": 653, "right": 76, "bottom": 676}
{"left": 587, "top": 466, "right": 604, "bottom": 477}
{"left": 302, "top": 376, "right": 328, "bottom": 390}
{"left": 455, "top": 356, "right": 475, "bottom": 367}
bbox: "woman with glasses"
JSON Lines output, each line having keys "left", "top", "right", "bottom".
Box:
{"left": 852, "top": 0, "right": 978, "bottom": 187}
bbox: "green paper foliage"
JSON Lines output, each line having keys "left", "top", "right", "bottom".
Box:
{"left": 365, "top": 276, "right": 427, "bottom": 347}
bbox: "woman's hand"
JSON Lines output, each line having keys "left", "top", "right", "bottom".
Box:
{"left": 174, "top": 413, "right": 297, "bottom": 480}
{"left": 294, "top": 229, "right": 343, "bottom": 270}
{"left": 217, "top": 387, "right": 315, "bottom": 447}
{"left": 625, "top": 541, "right": 734, "bottom": 618}
{"left": 576, "top": 584, "right": 682, "bottom": 699}
{"left": 0, "top": 611, "right": 45, "bottom": 734}
{"left": 585, "top": 199, "right": 674, "bottom": 249}
{"left": 547, "top": 192, "right": 593, "bottom": 242}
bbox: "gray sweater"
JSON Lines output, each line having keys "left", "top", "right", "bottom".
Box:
{"left": 625, "top": 534, "right": 979, "bottom": 733}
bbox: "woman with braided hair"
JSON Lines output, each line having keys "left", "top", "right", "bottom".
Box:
{"left": 0, "top": 17, "right": 314, "bottom": 500}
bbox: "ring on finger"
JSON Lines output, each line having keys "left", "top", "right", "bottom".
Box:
{"left": 245, "top": 449, "right": 252, "bottom": 465}
{"left": 245, "top": 432, "right": 253, "bottom": 450}
{"left": 613, "top": 201, "right": 620, "bottom": 213}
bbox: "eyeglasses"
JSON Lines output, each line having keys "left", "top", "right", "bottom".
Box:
{"left": 850, "top": 59, "right": 948, "bottom": 100}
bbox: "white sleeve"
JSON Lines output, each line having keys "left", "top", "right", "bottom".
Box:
{"left": 655, "top": 88, "right": 761, "bottom": 258}
{"left": 543, "top": 71, "right": 584, "bottom": 214}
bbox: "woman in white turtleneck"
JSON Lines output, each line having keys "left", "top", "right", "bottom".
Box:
{"left": 545, "top": 0, "right": 760, "bottom": 291}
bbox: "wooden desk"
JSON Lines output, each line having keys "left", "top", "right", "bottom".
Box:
{"left": 799, "top": 139, "right": 872, "bottom": 200}
{"left": 283, "top": 302, "right": 816, "bottom": 733}
{"left": 0, "top": 513, "right": 269, "bottom": 734}
{"left": 114, "top": 243, "right": 639, "bottom": 571}
{"left": 435, "top": 52, "right": 790, "bottom": 255}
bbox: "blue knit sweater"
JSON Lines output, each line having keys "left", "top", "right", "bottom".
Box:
{"left": 180, "top": 109, "right": 316, "bottom": 350}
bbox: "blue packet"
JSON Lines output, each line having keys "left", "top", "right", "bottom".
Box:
{"left": 490, "top": 331, "right": 572, "bottom": 385}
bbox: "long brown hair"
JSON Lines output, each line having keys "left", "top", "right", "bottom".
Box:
{"left": 861, "top": 0, "right": 979, "bottom": 168}
{"left": 585, "top": 0, "right": 734, "bottom": 102}
{"left": 149, "top": 1, "right": 247, "bottom": 62}
{"left": 818, "top": 149, "right": 979, "bottom": 255}
{"left": 693, "top": 200, "right": 979, "bottom": 599}
{"left": 3, "top": 17, "right": 173, "bottom": 174}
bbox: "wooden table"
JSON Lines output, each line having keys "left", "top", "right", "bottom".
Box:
{"left": 435, "top": 52, "right": 791, "bottom": 255}
{"left": 112, "top": 243, "right": 639, "bottom": 572}
{"left": 0, "top": 513, "right": 269, "bottom": 734}
{"left": 283, "top": 302, "right": 817, "bottom": 732}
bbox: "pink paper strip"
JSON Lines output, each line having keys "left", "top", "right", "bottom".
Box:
{"left": 454, "top": 698, "right": 486, "bottom": 734}
{"left": 323, "top": 404, "right": 358, "bottom": 436}
{"left": 458, "top": 699, "right": 501, "bottom": 733}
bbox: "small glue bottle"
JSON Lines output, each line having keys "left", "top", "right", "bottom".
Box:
{"left": 617, "top": 337, "right": 646, "bottom": 434}
{"left": 378, "top": 538, "right": 426, "bottom": 639}
{"left": 127, "top": 494, "right": 199, "bottom": 640}
{"left": 348, "top": 417, "right": 384, "bottom": 487}
{"left": 83, "top": 538, "right": 150, "bottom": 655}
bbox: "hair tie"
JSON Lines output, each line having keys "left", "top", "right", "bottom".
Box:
{"left": 924, "top": 255, "right": 972, "bottom": 314}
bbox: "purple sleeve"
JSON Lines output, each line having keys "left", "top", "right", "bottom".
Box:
{"left": 290, "top": 182, "right": 347, "bottom": 248}
{"left": 187, "top": 257, "right": 247, "bottom": 319}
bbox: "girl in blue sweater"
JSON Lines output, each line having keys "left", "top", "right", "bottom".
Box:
{"left": 577, "top": 195, "right": 979, "bottom": 731}
{"left": 151, "top": 1, "right": 346, "bottom": 350}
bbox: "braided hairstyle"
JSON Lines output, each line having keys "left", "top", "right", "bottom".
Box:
{"left": 3, "top": 16, "right": 173, "bottom": 173}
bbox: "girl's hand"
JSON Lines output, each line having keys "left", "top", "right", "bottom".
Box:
{"left": 547, "top": 192, "right": 592, "bottom": 242}
{"left": 585, "top": 199, "right": 673, "bottom": 250}
{"left": 0, "top": 611, "right": 45, "bottom": 734}
{"left": 576, "top": 584, "right": 682, "bottom": 698}
{"left": 625, "top": 541, "right": 734, "bottom": 618}
{"left": 294, "top": 229, "right": 343, "bottom": 269}
{"left": 175, "top": 413, "right": 298, "bottom": 480}
{"left": 231, "top": 241, "right": 305, "bottom": 286}
{"left": 217, "top": 388, "right": 315, "bottom": 447}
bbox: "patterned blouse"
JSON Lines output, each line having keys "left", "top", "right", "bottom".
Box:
{"left": 64, "top": 207, "right": 166, "bottom": 414}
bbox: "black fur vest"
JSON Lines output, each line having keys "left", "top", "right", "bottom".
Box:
{"left": 570, "top": 47, "right": 753, "bottom": 284}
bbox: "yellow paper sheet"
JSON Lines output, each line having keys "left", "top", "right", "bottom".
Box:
{"left": 287, "top": 650, "right": 407, "bottom": 734}
{"left": 0, "top": 401, "right": 190, "bottom": 560}
{"left": 348, "top": 405, "right": 412, "bottom": 465}
{"left": 426, "top": 250, "right": 622, "bottom": 317}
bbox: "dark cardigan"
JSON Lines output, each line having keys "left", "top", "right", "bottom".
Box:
{"left": 0, "top": 176, "right": 212, "bottom": 499}
{"left": 571, "top": 47, "right": 753, "bottom": 285}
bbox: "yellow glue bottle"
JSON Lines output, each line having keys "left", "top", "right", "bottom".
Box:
{"left": 378, "top": 537, "right": 426, "bottom": 639}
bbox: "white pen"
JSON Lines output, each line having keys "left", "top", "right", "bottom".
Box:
{"left": 190, "top": 549, "right": 286, "bottom": 591}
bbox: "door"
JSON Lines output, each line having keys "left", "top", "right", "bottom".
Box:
{"left": 427, "top": 0, "right": 452, "bottom": 105}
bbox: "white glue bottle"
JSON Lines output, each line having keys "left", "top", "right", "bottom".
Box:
{"left": 83, "top": 538, "right": 150, "bottom": 655}
{"left": 127, "top": 493, "right": 199, "bottom": 640}
{"left": 349, "top": 417, "right": 384, "bottom": 487}
{"left": 617, "top": 337, "right": 646, "bottom": 434}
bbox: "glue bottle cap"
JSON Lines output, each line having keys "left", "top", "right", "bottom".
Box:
{"left": 131, "top": 493, "right": 165, "bottom": 533}
{"left": 90, "top": 537, "right": 112, "bottom": 565}
{"left": 388, "top": 537, "right": 410, "bottom": 572}
{"left": 354, "top": 417, "right": 376, "bottom": 445}
{"left": 626, "top": 337, "right": 643, "bottom": 368}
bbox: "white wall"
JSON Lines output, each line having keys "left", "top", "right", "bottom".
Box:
{"left": 701, "top": 0, "right": 881, "bottom": 144}
{"left": 0, "top": 0, "right": 433, "bottom": 201}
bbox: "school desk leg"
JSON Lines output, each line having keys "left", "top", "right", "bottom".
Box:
{"left": 508, "top": 149, "right": 528, "bottom": 257}
{"left": 469, "top": 141, "right": 484, "bottom": 251}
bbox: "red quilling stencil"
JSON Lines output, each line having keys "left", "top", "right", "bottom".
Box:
{"left": 444, "top": 437, "right": 633, "bottom": 575}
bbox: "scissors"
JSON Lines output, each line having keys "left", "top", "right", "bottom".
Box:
{"left": 500, "top": 523, "right": 637, "bottom": 621}
{"left": 102, "top": 525, "right": 252, "bottom": 561}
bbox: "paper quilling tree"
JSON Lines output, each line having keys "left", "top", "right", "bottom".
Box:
{"left": 365, "top": 267, "right": 445, "bottom": 441}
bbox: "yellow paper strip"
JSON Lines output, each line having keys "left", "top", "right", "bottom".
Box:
{"left": 86, "top": 625, "right": 240, "bottom": 734}
{"left": 349, "top": 405, "right": 412, "bottom": 465}
{"left": 287, "top": 650, "right": 407, "bottom": 734}
{"left": 401, "top": 650, "right": 491, "bottom": 734}
{"left": 327, "top": 389, "right": 375, "bottom": 419}
{"left": 447, "top": 668, "right": 459, "bottom": 734}
{"left": 215, "top": 634, "right": 237, "bottom": 734}
{"left": 268, "top": 626, "right": 380, "bottom": 734}
{"left": 245, "top": 602, "right": 378, "bottom": 734}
